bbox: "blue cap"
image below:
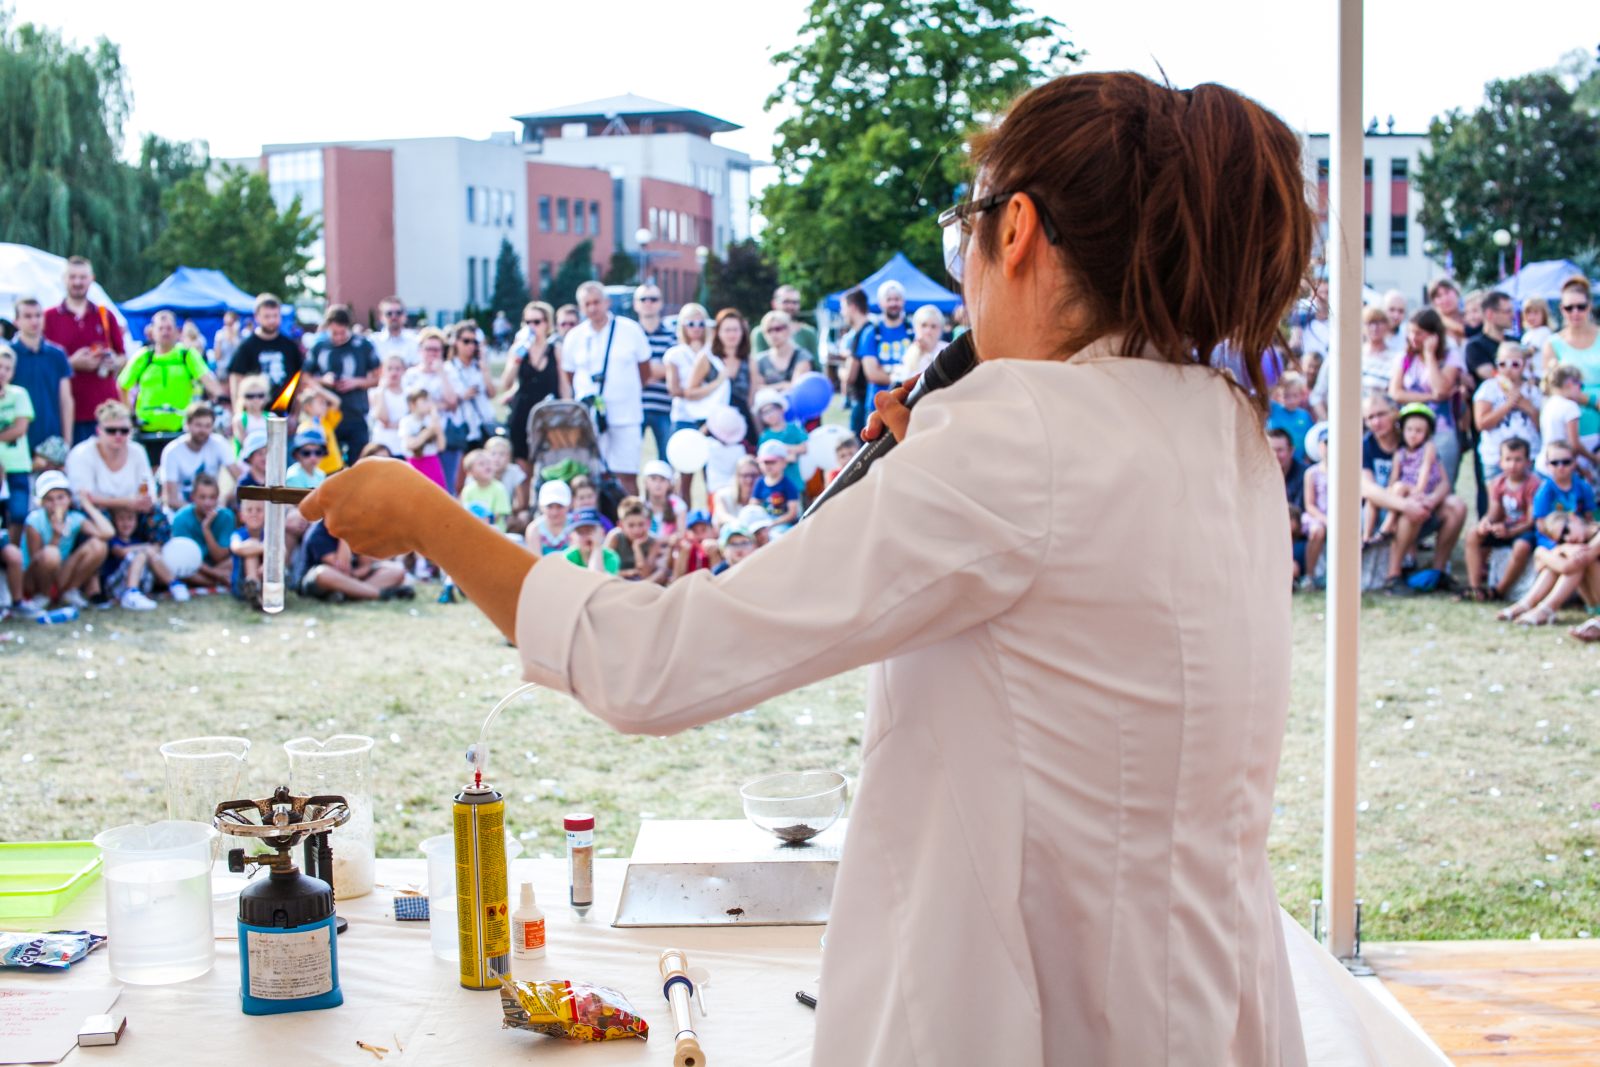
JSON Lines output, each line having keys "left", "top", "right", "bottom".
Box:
{"left": 291, "top": 427, "right": 327, "bottom": 452}
{"left": 685, "top": 508, "right": 712, "bottom": 528}
{"left": 241, "top": 430, "right": 269, "bottom": 459}
{"left": 569, "top": 507, "right": 604, "bottom": 530}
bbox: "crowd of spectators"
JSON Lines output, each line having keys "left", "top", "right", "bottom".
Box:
{"left": 1277, "top": 272, "right": 1600, "bottom": 638}
{"left": 0, "top": 257, "right": 952, "bottom": 620}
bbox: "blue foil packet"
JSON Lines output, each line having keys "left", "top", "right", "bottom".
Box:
{"left": 0, "top": 930, "right": 106, "bottom": 969}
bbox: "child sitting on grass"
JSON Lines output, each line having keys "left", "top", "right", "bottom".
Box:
{"left": 105, "top": 505, "right": 184, "bottom": 611}
{"left": 295, "top": 518, "right": 412, "bottom": 602}
{"left": 21, "top": 470, "right": 111, "bottom": 614}
{"left": 231, "top": 496, "right": 266, "bottom": 609}
{"left": 564, "top": 508, "right": 619, "bottom": 574}
{"left": 753, "top": 388, "right": 808, "bottom": 488}
{"left": 1463, "top": 437, "right": 1541, "bottom": 602}
{"left": 1499, "top": 440, "right": 1599, "bottom": 625}
{"left": 531, "top": 480, "right": 572, "bottom": 556}
{"left": 1298, "top": 424, "right": 1329, "bottom": 590}
{"left": 459, "top": 448, "right": 512, "bottom": 531}
{"left": 604, "top": 496, "right": 667, "bottom": 584}
{"left": 1267, "top": 371, "right": 1315, "bottom": 463}
{"left": 670, "top": 509, "right": 718, "bottom": 580}
{"left": 483, "top": 436, "right": 530, "bottom": 533}
{"left": 284, "top": 428, "right": 330, "bottom": 490}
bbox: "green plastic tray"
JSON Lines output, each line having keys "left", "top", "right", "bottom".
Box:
{"left": 0, "top": 841, "right": 102, "bottom": 918}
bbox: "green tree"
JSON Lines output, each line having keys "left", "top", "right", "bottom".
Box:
{"left": 1415, "top": 72, "right": 1600, "bottom": 287}
{"left": 145, "top": 165, "right": 320, "bottom": 298}
{"left": 602, "top": 251, "right": 637, "bottom": 286}
{"left": 706, "top": 240, "right": 779, "bottom": 321}
{"left": 489, "top": 237, "right": 529, "bottom": 320}
{"left": 545, "top": 239, "right": 596, "bottom": 309}
{"left": 760, "top": 0, "right": 1076, "bottom": 293}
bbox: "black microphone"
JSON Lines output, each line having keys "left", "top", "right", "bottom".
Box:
{"left": 801, "top": 331, "right": 979, "bottom": 519}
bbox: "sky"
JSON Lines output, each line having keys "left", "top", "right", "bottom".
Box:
{"left": 13, "top": 0, "right": 1600, "bottom": 177}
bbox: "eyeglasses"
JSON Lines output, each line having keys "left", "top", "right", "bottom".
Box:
{"left": 938, "top": 190, "right": 1062, "bottom": 282}
{"left": 102, "top": 426, "right": 132, "bottom": 435}
{"left": 682, "top": 319, "right": 707, "bottom": 328}
{"left": 524, "top": 318, "right": 544, "bottom": 326}
{"left": 1497, "top": 359, "right": 1524, "bottom": 368}
{"left": 297, "top": 448, "right": 328, "bottom": 458}
{"left": 559, "top": 319, "right": 578, "bottom": 329}
{"left": 1549, "top": 458, "right": 1575, "bottom": 467}
{"left": 244, "top": 393, "right": 267, "bottom": 400}
{"left": 384, "top": 310, "right": 405, "bottom": 317}
{"left": 458, "top": 337, "right": 479, "bottom": 345}
{"left": 1563, "top": 303, "right": 1590, "bottom": 314}
{"left": 637, "top": 295, "right": 661, "bottom": 303}
{"left": 767, "top": 324, "right": 789, "bottom": 333}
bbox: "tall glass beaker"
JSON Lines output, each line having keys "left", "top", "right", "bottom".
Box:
{"left": 284, "top": 734, "right": 376, "bottom": 898}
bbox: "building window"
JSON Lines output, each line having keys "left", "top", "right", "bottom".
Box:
{"left": 557, "top": 198, "right": 569, "bottom": 234}
{"left": 590, "top": 201, "right": 600, "bottom": 235}
{"left": 468, "top": 257, "right": 477, "bottom": 304}
{"left": 538, "top": 196, "right": 551, "bottom": 232}
{"left": 1390, "top": 215, "right": 1408, "bottom": 256}
{"left": 575, "top": 201, "right": 587, "bottom": 235}
{"left": 1363, "top": 214, "right": 1372, "bottom": 256}
{"left": 649, "top": 207, "right": 659, "bottom": 237}
{"left": 539, "top": 261, "right": 553, "bottom": 293}
{"left": 1390, "top": 158, "right": 1408, "bottom": 180}
{"left": 1316, "top": 158, "right": 1329, "bottom": 181}
{"left": 466, "top": 186, "right": 476, "bottom": 223}
{"left": 507, "top": 191, "right": 514, "bottom": 228}
{"left": 1363, "top": 158, "right": 1372, "bottom": 180}
{"left": 482, "top": 259, "right": 490, "bottom": 302}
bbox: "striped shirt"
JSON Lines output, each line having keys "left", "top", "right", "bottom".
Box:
{"left": 640, "top": 320, "right": 675, "bottom": 417}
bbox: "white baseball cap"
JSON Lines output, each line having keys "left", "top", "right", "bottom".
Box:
{"left": 738, "top": 503, "right": 775, "bottom": 531}
{"left": 753, "top": 387, "right": 787, "bottom": 414}
{"left": 641, "top": 459, "right": 674, "bottom": 483}
{"left": 537, "top": 480, "right": 573, "bottom": 508}
{"left": 34, "top": 470, "right": 71, "bottom": 502}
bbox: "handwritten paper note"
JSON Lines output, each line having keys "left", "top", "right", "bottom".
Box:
{"left": 0, "top": 988, "right": 121, "bottom": 1064}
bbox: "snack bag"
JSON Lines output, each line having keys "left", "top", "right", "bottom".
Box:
{"left": 1, "top": 930, "right": 106, "bottom": 969}
{"left": 500, "top": 978, "right": 649, "bottom": 1043}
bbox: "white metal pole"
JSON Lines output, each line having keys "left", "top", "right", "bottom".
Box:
{"left": 1323, "top": 0, "right": 1364, "bottom": 961}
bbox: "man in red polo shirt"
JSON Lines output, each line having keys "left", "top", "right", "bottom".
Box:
{"left": 43, "top": 255, "right": 127, "bottom": 444}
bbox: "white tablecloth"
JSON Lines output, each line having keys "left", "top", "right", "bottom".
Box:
{"left": 2, "top": 858, "right": 1449, "bottom": 1066}
{"left": 2, "top": 859, "right": 821, "bottom": 1066}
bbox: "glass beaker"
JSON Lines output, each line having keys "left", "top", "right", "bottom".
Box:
{"left": 284, "top": 734, "right": 376, "bottom": 898}
{"left": 93, "top": 821, "right": 217, "bottom": 985}
{"left": 160, "top": 736, "right": 251, "bottom": 897}
{"left": 418, "top": 832, "right": 523, "bottom": 962}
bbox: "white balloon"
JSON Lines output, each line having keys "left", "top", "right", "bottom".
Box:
{"left": 162, "top": 536, "right": 203, "bottom": 579}
{"left": 665, "top": 429, "right": 711, "bottom": 474}
{"left": 799, "top": 454, "right": 819, "bottom": 482}
{"left": 806, "top": 424, "right": 854, "bottom": 473}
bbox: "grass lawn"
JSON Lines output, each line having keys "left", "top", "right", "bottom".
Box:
{"left": 4, "top": 587, "right": 1598, "bottom": 943}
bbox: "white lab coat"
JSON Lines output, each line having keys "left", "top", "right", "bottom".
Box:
{"left": 517, "top": 337, "right": 1307, "bottom": 1065}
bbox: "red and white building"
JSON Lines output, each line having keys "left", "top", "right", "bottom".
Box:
{"left": 257, "top": 95, "right": 756, "bottom": 323}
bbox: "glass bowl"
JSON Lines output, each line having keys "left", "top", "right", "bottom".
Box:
{"left": 739, "top": 770, "right": 848, "bottom": 845}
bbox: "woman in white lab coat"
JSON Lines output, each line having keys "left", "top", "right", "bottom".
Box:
{"left": 305, "top": 72, "right": 1316, "bottom": 1065}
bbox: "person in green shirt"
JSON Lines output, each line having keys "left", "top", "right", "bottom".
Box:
{"left": 458, "top": 449, "right": 511, "bottom": 530}
{"left": 562, "top": 508, "right": 620, "bottom": 574}
{"left": 750, "top": 285, "right": 819, "bottom": 357}
{"left": 117, "top": 311, "right": 224, "bottom": 463}
{"left": 0, "top": 343, "right": 36, "bottom": 540}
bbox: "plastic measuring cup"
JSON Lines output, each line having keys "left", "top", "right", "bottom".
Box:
{"left": 92, "top": 821, "right": 217, "bottom": 985}
{"left": 285, "top": 735, "right": 376, "bottom": 898}
{"left": 160, "top": 736, "right": 250, "bottom": 896}
{"left": 419, "top": 833, "right": 523, "bottom": 962}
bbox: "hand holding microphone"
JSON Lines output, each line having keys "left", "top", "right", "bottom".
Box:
{"left": 802, "top": 331, "right": 979, "bottom": 519}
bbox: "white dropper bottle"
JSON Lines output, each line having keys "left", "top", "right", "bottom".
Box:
{"left": 512, "top": 882, "right": 546, "bottom": 960}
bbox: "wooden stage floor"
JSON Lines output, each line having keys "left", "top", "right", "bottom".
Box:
{"left": 1366, "top": 939, "right": 1600, "bottom": 1064}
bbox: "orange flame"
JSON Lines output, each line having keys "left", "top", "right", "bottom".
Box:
{"left": 271, "top": 372, "right": 302, "bottom": 414}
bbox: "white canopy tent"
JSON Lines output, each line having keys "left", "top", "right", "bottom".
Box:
{"left": 0, "top": 243, "right": 127, "bottom": 327}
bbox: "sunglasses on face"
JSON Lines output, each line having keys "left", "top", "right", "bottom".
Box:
{"left": 102, "top": 426, "right": 132, "bottom": 435}
{"left": 525, "top": 318, "right": 544, "bottom": 326}
{"left": 297, "top": 448, "right": 327, "bottom": 458}
{"left": 1564, "top": 304, "right": 1590, "bottom": 314}
{"left": 637, "top": 295, "right": 661, "bottom": 303}
{"left": 768, "top": 324, "right": 789, "bottom": 333}
{"left": 682, "top": 320, "right": 707, "bottom": 328}
{"left": 1550, "top": 458, "right": 1575, "bottom": 467}
{"left": 458, "top": 337, "right": 479, "bottom": 345}
{"left": 244, "top": 393, "right": 267, "bottom": 400}
{"left": 1498, "top": 359, "right": 1524, "bottom": 368}
{"left": 384, "top": 310, "right": 404, "bottom": 317}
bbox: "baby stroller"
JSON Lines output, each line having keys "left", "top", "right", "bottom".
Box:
{"left": 523, "top": 398, "right": 623, "bottom": 520}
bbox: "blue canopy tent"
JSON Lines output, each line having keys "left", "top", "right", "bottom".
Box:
{"left": 823, "top": 252, "right": 962, "bottom": 314}
{"left": 120, "top": 267, "right": 259, "bottom": 352}
{"left": 1503, "top": 259, "right": 1587, "bottom": 303}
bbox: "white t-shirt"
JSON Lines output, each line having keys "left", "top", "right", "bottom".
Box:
{"left": 159, "top": 434, "right": 236, "bottom": 501}
{"left": 368, "top": 385, "right": 408, "bottom": 454}
{"left": 401, "top": 365, "right": 449, "bottom": 405}
{"left": 1473, "top": 378, "right": 1542, "bottom": 469}
{"left": 663, "top": 342, "right": 727, "bottom": 422}
{"left": 371, "top": 328, "right": 420, "bottom": 367}
{"left": 705, "top": 439, "right": 745, "bottom": 495}
{"left": 1300, "top": 317, "right": 1331, "bottom": 359}
{"left": 397, "top": 412, "right": 439, "bottom": 458}
{"left": 499, "top": 462, "right": 527, "bottom": 504}
{"left": 446, "top": 359, "right": 495, "bottom": 438}
{"left": 65, "top": 438, "right": 154, "bottom": 503}
{"left": 560, "top": 314, "right": 651, "bottom": 426}
{"left": 1538, "top": 395, "right": 1584, "bottom": 476}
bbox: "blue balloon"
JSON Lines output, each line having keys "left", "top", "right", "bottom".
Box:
{"left": 787, "top": 372, "right": 834, "bottom": 422}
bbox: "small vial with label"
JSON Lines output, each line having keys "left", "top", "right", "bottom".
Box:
{"left": 565, "top": 813, "right": 595, "bottom": 917}
{"left": 512, "top": 882, "right": 545, "bottom": 960}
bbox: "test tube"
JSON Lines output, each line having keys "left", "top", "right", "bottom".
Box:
{"left": 262, "top": 414, "right": 287, "bottom": 613}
